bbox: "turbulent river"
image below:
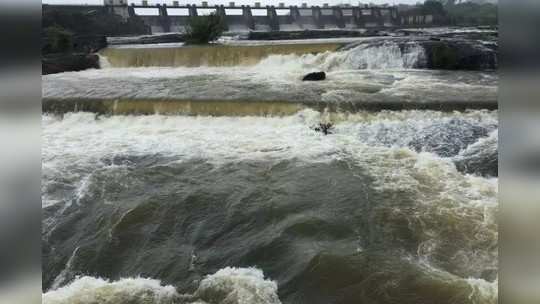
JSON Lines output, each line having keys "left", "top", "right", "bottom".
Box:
{"left": 42, "top": 35, "right": 498, "bottom": 304}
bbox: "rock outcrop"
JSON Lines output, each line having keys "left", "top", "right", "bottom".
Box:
{"left": 42, "top": 53, "right": 100, "bottom": 75}
{"left": 420, "top": 38, "right": 497, "bottom": 70}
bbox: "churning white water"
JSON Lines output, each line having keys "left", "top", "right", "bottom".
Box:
{"left": 42, "top": 110, "right": 498, "bottom": 303}
{"left": 42, "top": 34, "right": 498, "bottom": 304}
{"left": 43, "top": 40, "right": 495, "bottom": 105}
{"left": 43, "top": 267, "right": 280, "bottom": 304}
{"left": 257, "top": 41, "right": 426, "bottom": 71}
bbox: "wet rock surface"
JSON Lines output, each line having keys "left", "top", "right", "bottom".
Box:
{"left": 42, "top": 53, "right": 100, "bottom": 75}
{"left": 302, "top": 72, "right": 326, "bottom": 81}
{"left": 420, "top": 38, "right": 497, "bottom": 70}
{"left": 107, "top": 33, "right": 185, "bottom": 46}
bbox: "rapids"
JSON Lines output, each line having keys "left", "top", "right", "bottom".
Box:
{"left": 42, "top": 110, "right": 498, "bottom": 304}
{"left": 42, "top": 34, "right": 498, "bottom": 304}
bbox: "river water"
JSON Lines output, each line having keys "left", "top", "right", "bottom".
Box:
{"left": 42, "top": 36, "right": 498, "bottom": 304}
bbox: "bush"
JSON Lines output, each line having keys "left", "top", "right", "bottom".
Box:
{"left": 44, "top": 25, "right": 73, "bottom": 54}
{"left": 185, "top": 13, "right": 226, "bottom": 45}
{"left": 447, "top": 3, "right": 498, "bottom": 26}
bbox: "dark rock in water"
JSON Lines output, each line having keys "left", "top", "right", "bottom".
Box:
{"left": 421, "top": 38, "right": 498, "bottom": 70}
{"left": 303, "top": 72, "right": 326, "bottom": 81}
{"left": 107, "top": 33, "right": 185, "bottom": 46}
{"left": 342, "top": 36, "right": 498, "bottom": 71}
{"left": 42, "top": 53, "right": 100, "bottom": 75}
{"left": 455, "top": 153, "right": 498, "bottom": 177}
{"left": 408, "top": 118, "right": 490, "bottom": 157}
{"left": 248, "top": 30, "right": 372, "bottom": 41}
{"left": 453, "top": 132, "right": 498, "bottom": 177}
{"left": 314, "top": 123, "right": 333, "bottom": 135}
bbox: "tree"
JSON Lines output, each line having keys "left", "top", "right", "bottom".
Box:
{"left": 422, "top": 0, "right": 446, "bottom": 15}
{"left": 185, "top": 13, "right": 226, "bottom": 45}
{"left": 43, "top": 25, "right": 73, "bottom": 53}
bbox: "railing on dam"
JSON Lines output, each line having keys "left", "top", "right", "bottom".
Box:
{"left": 104, "top": 3, "right": 434, "bottom": 33}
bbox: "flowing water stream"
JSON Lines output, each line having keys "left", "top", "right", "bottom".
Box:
{"left": 43, "top": 39, "right": 497, "bottom": 114}
{"left": 42, "top": 36, "right": 498, "bottom": 304}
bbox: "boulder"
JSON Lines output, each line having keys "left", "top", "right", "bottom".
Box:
{"left": 107, "top": 33, "right": 185, "bottom": 46}
{"left": 42, "top": 53, "right": 100, "bottom": 75}
{"left": 303, "top": 72, "right": 326, "bottom": 81}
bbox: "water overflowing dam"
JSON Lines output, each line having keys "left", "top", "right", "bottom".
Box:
{"left": 43, "top": 37, "right": 497, "bottom": 115}
{"left": 42, "top": 31, "right": 498, "bottom": 304}
{"left": 100, "top": 42, "right": 344, "bottom": 68}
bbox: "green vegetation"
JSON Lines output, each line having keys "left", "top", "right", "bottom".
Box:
{"left": 43, "top": 25, "right": 73, "bottom": 54}
{"left": 421, "top": 0, "right": 446, "bottom": 16}
{"left": 42, "top": 8, "right": 149, "bottom": 37}
{"left": 447, "top": 2, "right": 498, "bottom": 26}
{"left": 404, "top": 1, "right": 497, "bottom": 26}
{"left": 185, "top": 14, "right": 226, "bottom": 45}
{"left": 42, "top": 6, "right": 149, "bottom": 54}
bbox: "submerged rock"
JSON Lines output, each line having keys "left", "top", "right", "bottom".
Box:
{"left": 408, "top": 118, "right": 490, "bottom": 157}
{"left": 453, "top": 131, "right": 498, "bottom": 177}
{"left": 303, "top": 72, "right": 326, "bottom": 81}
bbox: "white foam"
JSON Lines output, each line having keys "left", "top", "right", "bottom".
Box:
{"left": 42, "top": 276, "right": 179, "bottom": 304}
{"left": 98, "top": 54, "right": 112, "bottom": 69}
{"left": 466, "top": 278, "right": 498, "bottom": 304}
{"left": 43, "top": 267, "right": 280, "bottom": 304}
{"left": 192, "top": 267, "right": 281, "bottom": 304}
{"left": 42, "top": 110, "right": 498, "bottom": 208}
{"left": 256, "top": 41, "right": 425, "bottom": 72}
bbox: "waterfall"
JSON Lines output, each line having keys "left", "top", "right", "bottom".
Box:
{"left": 98, "top": 41, "right": 426, "bottom": 70}
{"left": 99, "top": 43, "right": 343, "bottom": 68}
{"left": 257, "top": 41, "right": 427, "bottom": 71}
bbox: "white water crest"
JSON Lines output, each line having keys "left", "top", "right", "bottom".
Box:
{"left": 466, "top": 278, "right": 498, "bottom": 304}
{"left": 190, "top": 267, "right": 281, "bottom": 304}
{"left": 42, "top": 276, "right": 179, "bottom": 304}
{"left": 41, "top": 110, "right": 496, "bottom": 172}
{"left": 98, "top": 54, "right": 112, "bottom": 69}
{"left": 42, "top": 111, "right": 498, "bottom": 302}
{"left": 42, "top": 267, "right": 280, "bottom": 304}
{"left": 256, "top": 41, "right": 426, "bottom": 72}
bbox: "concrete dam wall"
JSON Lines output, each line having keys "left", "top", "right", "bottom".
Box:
{"left": 73, "top": 3, "right": 443, "bottom": 34}
{"left": 127, "top": 4, "right": 402, "bottom": 33}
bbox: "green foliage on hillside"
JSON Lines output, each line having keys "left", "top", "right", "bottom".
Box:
{"left": 185, "top": 14, "right": 226, "bottom": 45}
{"left": 447, "top": 2, "right": 498, "bottom": 25}
{"left": 406, "top": 1, "right": 497, "bottom": 26}
{"left": 42, "top": 7, "right": 149, "bottom": 37}
{"left": 421, "top": 1, "right": 446, "bottom": 15}
{"left": 43, "top": 25, "right": 74, "bottom": 54}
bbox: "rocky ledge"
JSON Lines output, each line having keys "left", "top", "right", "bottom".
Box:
{"left": 42, "top": 53, "right": 100, "bottom": 75}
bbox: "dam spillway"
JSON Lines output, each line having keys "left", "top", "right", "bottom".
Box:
{"left": 100, "top": 42, "right": 344, "bottom": 68}
{"left": 43, "top": 37, "right": 498, "bottom": 116}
